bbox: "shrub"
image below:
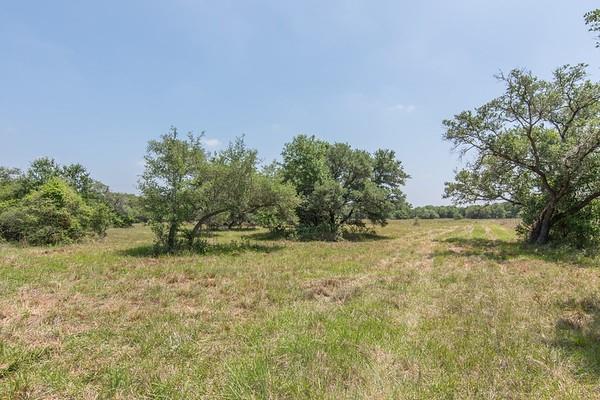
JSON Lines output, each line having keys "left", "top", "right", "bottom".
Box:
{"left": 297, "top": 222, "right": 343, "bottom": 241}
{"left": 90, "top": 202, "right": 113, "bottom": 237}
{"left": 550, "top": 201, "right": 600, "bottom": 249}
{"left": 18, "top": 177, "right": 92, "bottom": 245}
{"left": 0, "top": 177, "right": 111, "bottom": 245}
{"left": 0, "top": 207, "right": 28, "bottom": 242}
{"left": 517, "top": 199, "right": 600, "bottom": 250}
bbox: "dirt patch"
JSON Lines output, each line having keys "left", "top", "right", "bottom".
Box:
{"left": 557, "top": 310, "right": 593, "bottom": 331}
{"left": 0, "top": 287, "right": 94, "bottom": 348}
{"left": 0, "top": 254, "right": 28, "bottom": 268}
{"left": 303, "top": 277, "right": 370, "bottom": 303}
{"left": 447, "top": 245, "right": 464, "bottom": 254}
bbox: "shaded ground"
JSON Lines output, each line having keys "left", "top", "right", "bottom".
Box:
{"left": 1, "top": 219, "right": 599, "bottom": 399}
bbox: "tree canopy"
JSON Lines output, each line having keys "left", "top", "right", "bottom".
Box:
{"left": 443, "top": 64, "right": 600, "bottom": 246}
{"left": 585, "top": 9, "right": 600, "bottom": 47}
{"left": 139, "top": 128, "right": 298, "bottom": 252}
{"left": 281, "top": 135, "right": 408, "bottom": 240}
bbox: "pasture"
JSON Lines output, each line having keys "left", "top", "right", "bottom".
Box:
{"left": 1, "top": 219, "right": 599, "bottom": 399}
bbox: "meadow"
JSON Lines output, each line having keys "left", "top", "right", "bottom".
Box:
{"left": 1, "top": 219, "right": 600, "bottom": 399}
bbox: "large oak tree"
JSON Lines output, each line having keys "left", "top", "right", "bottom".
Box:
{"left": 281, "top": 135, "right": 408, "bottom": 240}
{"left": 444, "top": 65, "right": 600, "bottom": 245}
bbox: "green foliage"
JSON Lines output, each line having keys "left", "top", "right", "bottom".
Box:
{"left": 184, "top": 137, "right": 298, "bottom": 246}
{"left": 22, "top": 157, "right": 96, "bottom": 198}
{"left": 0, "top": 158, "right": 142, "bottom": 245}
{"left": 396, "top": 203, "right": 520, "bottom": 220}
{"left": 0, "top": 177, "right": 99, "bottom": 245}
{"left": 444, "top": 65, "right": 600, "bottom": 247}
{"left": 548, "top": 200, "right": 600, "bottom": 250}
{"left": 89, "top": 202, "right": 113, "bottom": 237}
{"left": 139, "top": 127, "right": 207, "bottom": 252}
{"left": 281, "top": 135, "right": 329, "bottom": 196}
{"left": 0, "top": 207, "right": 28, "bottom": 242}
{"left": 249, "top": 174, "right": 299, "bottom": 233}
{"left": 585, "top": 9, "right": 600, "bottom": 47}
{"left": 281, "top": 135, "right": 408, "bottom": 240}
{"left": 139, "top": 130, "right": 299, "bottom": 252}
{"left": 0, "top": 167, "right": 25, "bottom": 201}
{"left": 104, "top": 192, "right": 147, "bottom": 227}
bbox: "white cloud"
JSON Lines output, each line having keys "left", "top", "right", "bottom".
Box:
{"left": 202, "top": 138, "right": 221, "bottom": 148}
{"left": 390, "top": 104, "right": 416, "bottom": 113}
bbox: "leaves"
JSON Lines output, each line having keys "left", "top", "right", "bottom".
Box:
{"left": 281, "top": 135, "right": 408, "bottom": 239}
{"left": 444, "top": 65, "right": 600, "bottom": 245}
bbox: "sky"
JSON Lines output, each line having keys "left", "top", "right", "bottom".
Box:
{"left": 1, "top": 1, "right": 599, "bottom": 205}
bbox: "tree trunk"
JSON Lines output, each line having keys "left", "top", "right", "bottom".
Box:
{"left": 167, "top": 222, "right": 178, "bottom": 252}
{"left": 188, "top": 209, "right": 228, "bottom": 247}
{"left": 535, "top": 215, "right": 552, "bottom": 245}
{"left": 529, "top": 204, "right": 554, "bottom": 245}
{"left": 189, "top": 220, "right": 203, "bottom": 247}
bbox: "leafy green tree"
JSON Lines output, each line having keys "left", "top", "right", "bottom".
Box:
{"left": 139, "top": 127, "right": 206, "bottom": 252}
{"left": 22, "top": 158, "right": 61, "bottom": 192}
{"left": 281, "top": 135, "right": 408, "bottom": 239}
{"left": 186, "top": 138, "right": 298, "bottom": 245}
{"left": 18, "top": 157, "right": 99, "bottom": 200}
{"left": 444, "top": 65, "right": 600, "bottom": 245}
{"left": 281, "top": 135, "right": 330, "bottom": 197}
{"left": 585, "top": 9, "right": 600, "bottom": 47}
{"left": 89, "top": 202, "right": 113, "bottom": 237}
{"left": 139, "top": 131, "right": 298, "bottom": 251}
{"left": 187, "top": 137, "right": 258, "bottom": 239}
{"left": 104, "top": 192, "right": 147, "bottom": 226}
{"left": 60, "top": 163, "right": 95, "bottom": 198}
{"left": 390, "top": 200, "right": 412, "bottom": 219}
{"left": 0, "top": 167, "right": 24, "bottom": 211}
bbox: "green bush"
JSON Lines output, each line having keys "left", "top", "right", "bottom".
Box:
{"left": 517, "top": 197, "right": 600, "bottom": 249}
{"left": 20, "top": 177, "right": 91, "bottom": 245}
{"left": 550, "top": 201, "right": 600, "bottom": 249}
{"left": 90, "top": 202, "right": 113, "bottom": 237}
{"left": 297, "top": 222, "right": 343, "bottom": 241}
{"left": 0, "top": 207, "right": 28, "bottom": 242}
{"left": 0, "top": 177, "right": 111, "bottom": 245}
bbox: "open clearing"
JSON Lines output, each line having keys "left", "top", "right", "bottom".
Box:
{"left": 1, "top": 219, "right": 600, "bottom": 399}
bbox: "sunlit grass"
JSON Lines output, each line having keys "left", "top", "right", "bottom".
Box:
{"left": 1, "top": 219, "right": 599, "bottom": 398}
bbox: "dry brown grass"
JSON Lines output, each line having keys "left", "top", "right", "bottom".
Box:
{"left": 1, "top": 219, "right": 599, "bottom": 399}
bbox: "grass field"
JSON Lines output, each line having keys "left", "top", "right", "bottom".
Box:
{"left": 1, "top": 219, "right": 600, "bottom": 399}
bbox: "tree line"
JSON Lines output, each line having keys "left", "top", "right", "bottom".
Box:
{"left": 0, "top": 132, "right": 409, "bottom": 251}
{"left": 138, "top": 130, "right": 408, "bottom": 252}
{"left": 392, "top": 203, "right": 520, "bottom": 220}
{"left": 1, "top": 10, "right": 598, "bottom": 251}
{"left": 0, "top": 109, "right": 597, "bottom": 250}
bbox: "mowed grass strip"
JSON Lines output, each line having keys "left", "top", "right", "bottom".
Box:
{"left": 1, "top": 219, "right": 599, "bottom": 399}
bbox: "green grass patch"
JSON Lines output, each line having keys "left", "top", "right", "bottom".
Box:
{"left": 1, "top": 220, "right": 599, "bottom": 398}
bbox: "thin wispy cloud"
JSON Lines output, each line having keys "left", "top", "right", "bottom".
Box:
{"left": 390, "top": 104, "right": 416, "bottom": 113}
{"left": 202, "top": 138, "right": 221, "bottom": 148}
{"left": 0, "top": 127, "right": 18, "bottom": 138}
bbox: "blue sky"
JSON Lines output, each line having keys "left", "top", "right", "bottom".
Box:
{"left": 1, "top": 1, "right": 599, "bottom": 205}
